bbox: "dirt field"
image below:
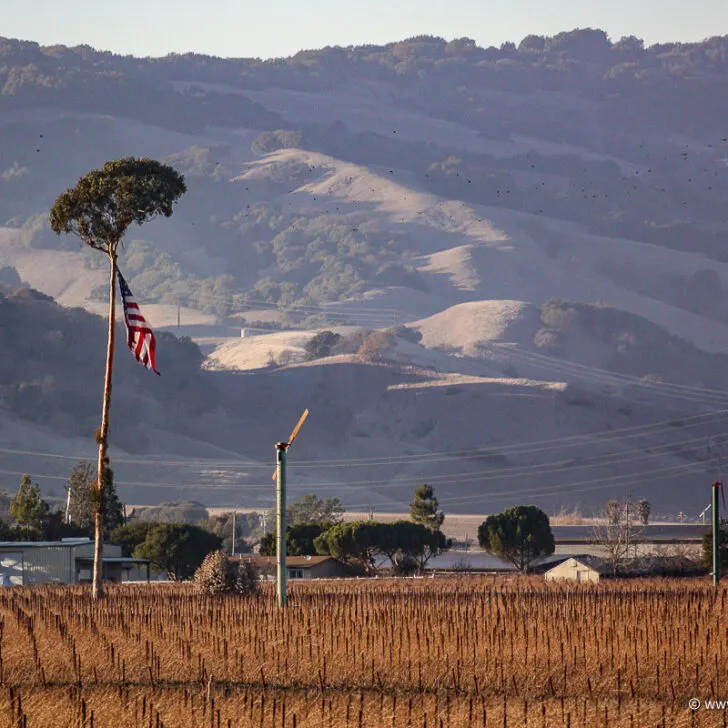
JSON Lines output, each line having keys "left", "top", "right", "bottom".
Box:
{"left": 0, "top": 578, "right": 724, "bottom": 727}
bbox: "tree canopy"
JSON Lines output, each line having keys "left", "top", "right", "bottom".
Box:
{"left": 66, "top": 459, "right": 124, "bottom": 537}
{"left": 10, "top": 475, "right": 49, "bottom": 538}
{"left": 378, "top": 520, "right": 450, "bottom": 572}
{"left": 111, "top": 521, "right": 159, "bottom": 557}
{"left": 304, "top": 331, "right": 342, "bottom": 360}
{"left": 478, "top": 505, "right": 554, "bottom": 572}
{"left": 409, "top": 483, "right": 445, "bottom": 530}
{"left": 49, "top": 157, "right": 186, "bottom": 253}
{"left": 259, "top": 522, "right": 333, "bottom": 556}
{"left": 288, "top": 493, "right": 344, "bottom": 526}
{"left": 198, "top": 512, "right": 260, "bottom": 554}
{"left": 314, "top": 521, "right": 382, "bottom": 573}
{"left": 312, "top": 519, "right": 450, "bottom": 574}
{"left": 133, "top": 523, "right": 222, "bottom": 580}
{"left": 637, "top": 500, "right": 651, "bottom": 526}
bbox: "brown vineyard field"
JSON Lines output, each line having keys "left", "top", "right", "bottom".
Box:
{"left": 0, "top": 578, "right": 725, "bottom": 727}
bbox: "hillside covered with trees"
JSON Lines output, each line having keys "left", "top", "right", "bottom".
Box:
{"left": 2, "top": 30, "right": 728, "bottom": 311}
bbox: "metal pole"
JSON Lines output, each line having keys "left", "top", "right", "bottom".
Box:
{"left": 64, "top": 486, "right": 72, "bottom": 525}
{"left": 232, "top": 511, "right": 236, "bottom": 556}
{"left": 713, "top": 482, "right": 721, "bottom": 586}
{"left": 276, "top": 443, "right": 287, "bottom": 608}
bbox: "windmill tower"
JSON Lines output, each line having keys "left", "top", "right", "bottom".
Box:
{"left": 273, "top": 409, "right": 309, "bottom": 607}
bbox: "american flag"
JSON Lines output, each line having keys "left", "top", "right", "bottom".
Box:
{"left": 117, "top": 269, "right": 160, "bottom": 375}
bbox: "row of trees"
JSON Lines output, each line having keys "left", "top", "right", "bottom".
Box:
{"left": 316, "top": 519, "right": 449, "bottom": 574}
{"left": 0, "top": 473, "right": 105, "bottom": 542}
{"left": 10, "top": 464, "right": 713, "bottom": 580}
{"left": 260, "top": 519, "right": 450, "bottom": 574}
{"left": 0, "top": 463, "right": 125, "bottom": 543}
{"left": 259, "top": 484, "right": 450, "bottom": 574}
{"left": 606, "top": 498, "right": 651, "bottom": 526}
{"left": 478, "top": 498, "right": 723, "bottom": 578}
{"left": 304, "top": 329, "right": 398, "bottom": 363}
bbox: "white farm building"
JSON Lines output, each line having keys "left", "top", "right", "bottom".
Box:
{"left": 0, "top": 539, "right": 150, "bottom": 585}
{"left": 544, "top": 558, "right": 602, "bottom": 583}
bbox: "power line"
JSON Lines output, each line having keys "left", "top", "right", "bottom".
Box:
{"left": 146, "top": 289, "right": 415, "bottom": 323}
{"left": 494, "top": 344, "right": 728, "bottom": 404}
{"left": 341, "top": 459, "right": 712, "bottom": 509}
{"left": 0, "top": 432, "right": 714, "bottom": 494}
{"left": 0, "top": 409, "right": 725, "bottom": 471}
{"left": 423, "top": 460, "right": 709, "bottom": 504}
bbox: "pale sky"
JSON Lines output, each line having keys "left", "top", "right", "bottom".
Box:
{"left": 4, "top": 0, "right": 727, "bottom": 59}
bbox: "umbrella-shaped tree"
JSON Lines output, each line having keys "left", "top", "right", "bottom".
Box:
{"left": 50, "top": 157, "right": 186, "bottom": 599}
{"left": 478, "top": 505, "right": 555, "bottom": 573}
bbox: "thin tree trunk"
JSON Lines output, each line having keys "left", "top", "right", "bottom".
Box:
{"left": 93, "top": 250, "right": 117, "bottom": 600}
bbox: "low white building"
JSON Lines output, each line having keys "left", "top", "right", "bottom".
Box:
{"left": 0, "top": 539, "right": 150, "bottom": 585}
{"left": 544, "top": 557, "right": 602, "bottom": 583}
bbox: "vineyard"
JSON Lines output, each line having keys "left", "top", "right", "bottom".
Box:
{"left": 0, "top": 579, "right": 725, "bottom": 727}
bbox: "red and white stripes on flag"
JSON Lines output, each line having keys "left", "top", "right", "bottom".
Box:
{"left": 117, "top": 269, "right": 160, "bottom": 375}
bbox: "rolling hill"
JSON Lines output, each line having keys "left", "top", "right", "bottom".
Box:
{"left": 1, "top": 30, "right": 728, "bottom": 516}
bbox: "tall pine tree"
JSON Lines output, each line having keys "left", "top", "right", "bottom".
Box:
{"left": 409, "top": 483, "right": 445, "bottom": 530}
{"left": 66, "top": 459, "right": 124, "bottom": 537}
{"left": 10, "top": 475, "right": 49, "bottom": 539}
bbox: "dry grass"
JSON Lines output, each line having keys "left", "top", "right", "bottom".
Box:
{"left": 0, "top": 578, "right": 724, "bottom": 726}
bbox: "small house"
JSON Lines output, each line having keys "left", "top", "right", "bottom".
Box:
{"left": 544, "top": 557, "right": 602, "bottom": 583}
{"left": 235, "top": 555, "right": 349, "bottom": 580}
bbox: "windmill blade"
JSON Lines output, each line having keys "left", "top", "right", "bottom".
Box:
{"left": 287, "top": 408, "right": 310, "bottom": 447}
{"left": 271, "top": 409, "right": 310, "bottom": 479}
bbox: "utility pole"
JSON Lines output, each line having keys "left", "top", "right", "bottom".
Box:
{"left": 231, "top": 510, "right": 236, "bottom": 556}
{"left": 712, "top": 482, "right": 722, "bottom": 586}
{"left": 275, "top": 442, "right": 287, "bottom": 608}
{"left": 177, "top": 304, "right": 181, "bottom": 331}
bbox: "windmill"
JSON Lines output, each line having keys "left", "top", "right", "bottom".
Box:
{"left": 698, "top": 503, "right": 712, "bottom": 525}
{"left": 273, "top": 409, "right": 309, "bottom": 607}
